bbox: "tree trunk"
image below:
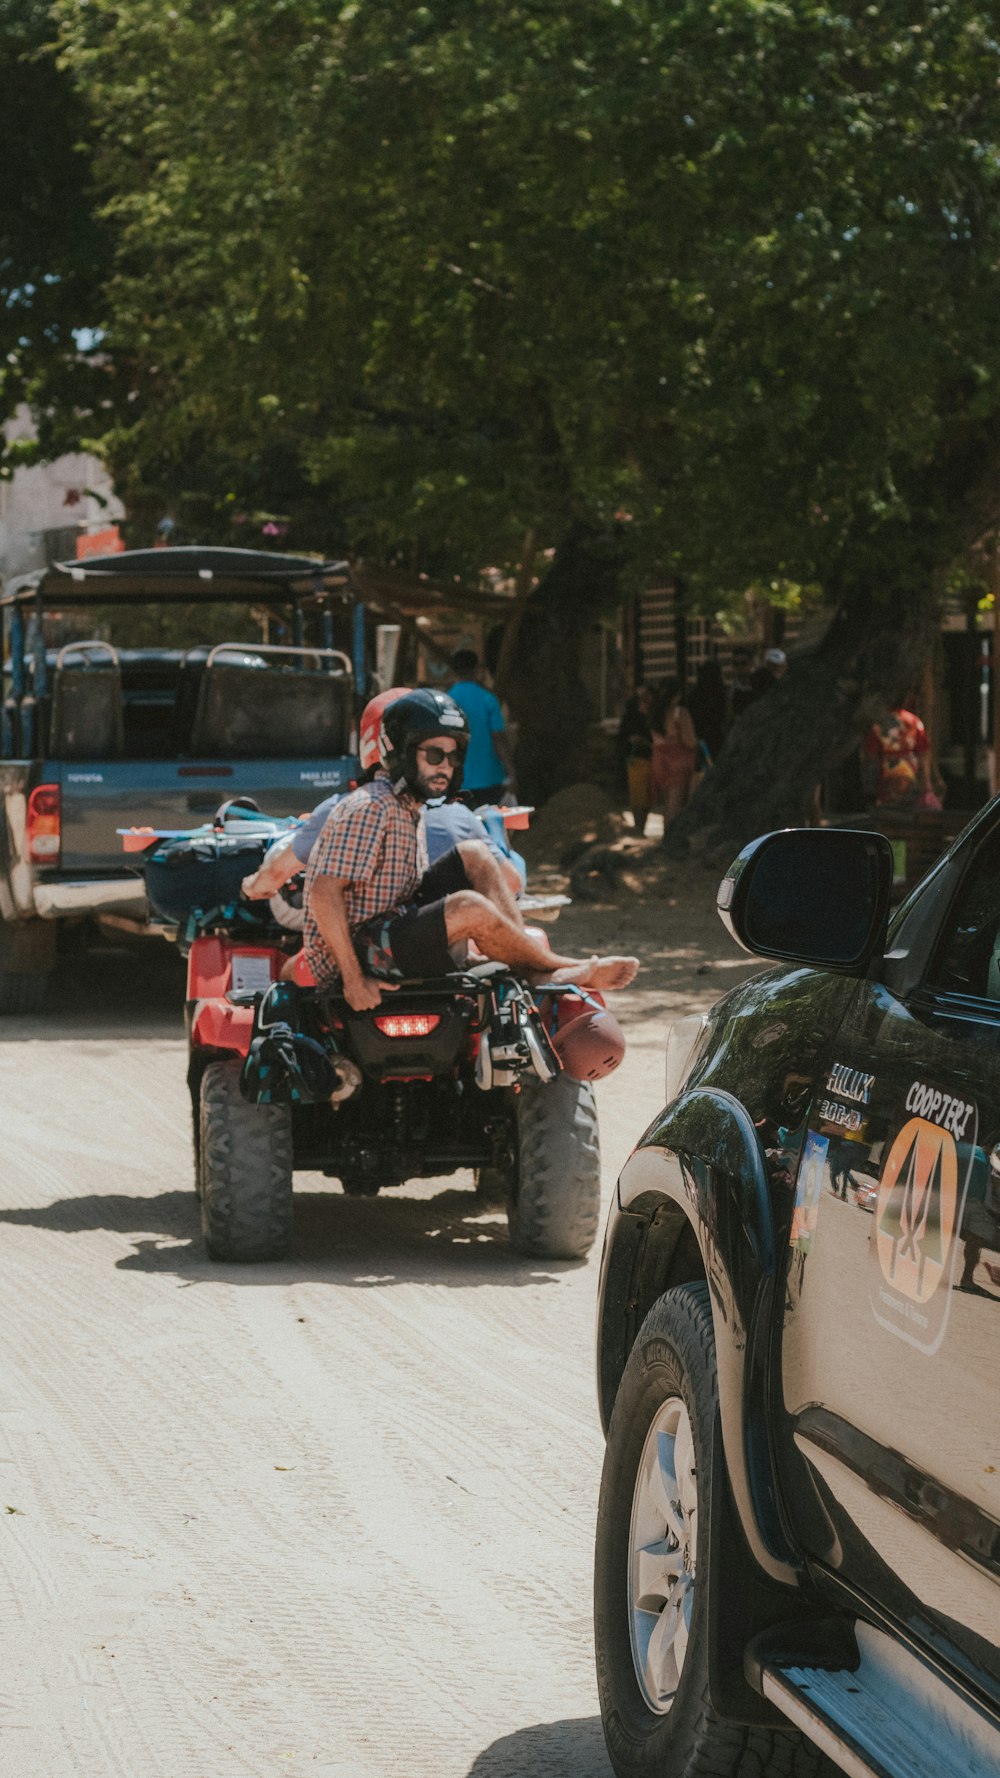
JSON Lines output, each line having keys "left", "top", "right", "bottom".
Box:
{"left": 665, "top": 584, "right": 939, "bottom": 866}
{"left": 494, "top": 528, "right": 537, "bottom": 701}
{"left": 502, "top": 526, "right": 623, "bottom": 805}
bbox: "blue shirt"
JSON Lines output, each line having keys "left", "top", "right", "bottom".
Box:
{"left": 423, "top": 800, "right": 497, "bottom": 864}
{"left": 448, "top": 678, "right": 506, "bottom": 790}
{"left": 289, "top": 793, "right": 508, "bottom": 871}
{"left": 290, "top": 794, "right": 340, "bottom": 865}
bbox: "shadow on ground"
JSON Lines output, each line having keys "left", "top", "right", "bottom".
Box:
{"left": 466, "top": 1717, "right": 611, "bottom": 1777}
{"left": 0, "top": 1179, "right": 585, "bottom": 1290}
{"left": 0, "top": 934, "right": 186, "bottom": 1042}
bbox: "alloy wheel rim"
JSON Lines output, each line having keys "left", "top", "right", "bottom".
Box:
{"left": 626, "top": 1394, "right": 698, "bottom": 1715}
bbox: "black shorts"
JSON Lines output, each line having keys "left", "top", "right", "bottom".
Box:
{"left": 351, "top": 847, "right": 472, "bottom": 981}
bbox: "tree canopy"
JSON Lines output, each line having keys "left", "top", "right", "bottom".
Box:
{"left": 11, "top": 1, "right": 1000, "bottom": 824}
{"left": 0, "top": 0, "right": 110, "bottom": 465}
{"left": 40, "top": 1, "right": 1000, "bottom": 590}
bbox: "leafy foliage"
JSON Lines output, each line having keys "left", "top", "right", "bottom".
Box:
{"left": 43, "top": 1, "right": 1000, "bottom": 606}
{"left": 0, "top": 0, "right": 110, "bottom": 465}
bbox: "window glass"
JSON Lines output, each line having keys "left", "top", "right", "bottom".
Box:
{"left": 928, "top": 827, "right": 1000, "bottom": 998}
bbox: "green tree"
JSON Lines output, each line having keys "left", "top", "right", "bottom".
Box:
{"left": 0, "top": 0, "right": 109, "bottom": 464}
{"left": 46, "top": 0, "right": 1000, "bottom": 836}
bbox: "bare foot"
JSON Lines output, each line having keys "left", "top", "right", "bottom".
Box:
{"left": 549, "top": 955, "right": 639, "bottom": 991}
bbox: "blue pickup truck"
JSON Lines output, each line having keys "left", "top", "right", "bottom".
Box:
{"left": 0, "top": 546, "right": 362, "bottom": 1012}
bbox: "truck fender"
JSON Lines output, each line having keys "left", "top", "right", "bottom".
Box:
{"left": 619, "top": 1087, "right": 799, "bottom": 1585}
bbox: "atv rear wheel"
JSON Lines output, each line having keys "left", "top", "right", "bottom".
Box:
{"left": 507, "top": 1074, "right": 601, "bottom": 1260}
{"left": 199, "top": 1059, "right": 293, "bottom": 1261}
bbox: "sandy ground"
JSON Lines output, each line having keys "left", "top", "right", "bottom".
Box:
{"left": 0, "top": 858, "right": 758, "bottom": 1778}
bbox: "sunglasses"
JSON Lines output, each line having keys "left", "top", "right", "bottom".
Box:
{"left": 417, "top": 743, "right": 460, "bottom": 766}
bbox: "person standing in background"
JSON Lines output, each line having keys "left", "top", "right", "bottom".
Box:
{"left": 448, "top": 649, "right": 516, "bottom": 806}
{"left": 616, "top": 684, "right": 654, "bottom": 836}
{"left": 863, "top": 698, "right": 935, "bottom": 807}
{"left": 650, "top": 679, "right": 698, "bottom": 826}
{"left": 748, "top": 646, "right": 787, "bottom": 702}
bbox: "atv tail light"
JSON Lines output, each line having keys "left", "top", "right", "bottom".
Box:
{"left": 26, "top": 783, "right": 61, "bottom": 863}
{"left": 374, "top": 1013, "right": 441, "bottom": 1039}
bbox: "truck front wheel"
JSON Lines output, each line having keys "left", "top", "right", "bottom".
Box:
{"left": 595, "top": 1283, "right": 831, "bottom": 1778}
{"left": 198, "top": 1059, "right": 293, "bottom": 1262}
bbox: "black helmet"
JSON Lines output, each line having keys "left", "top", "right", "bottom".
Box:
{"left": 380, "top": 688, "right": 469, "bottom": 800}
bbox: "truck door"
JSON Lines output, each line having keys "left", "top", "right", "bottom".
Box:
{"left": 780, "top": 821, "right": 1000, "bottom": 1694}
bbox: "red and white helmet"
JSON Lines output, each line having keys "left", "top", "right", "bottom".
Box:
{"left": 551, "top": 991, "right": 626, "bottom": 1081}
{"left": 358, "top": 686, "right": 412, "bottom": 774}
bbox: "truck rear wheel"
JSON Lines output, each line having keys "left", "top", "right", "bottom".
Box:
{"left": 506, "top": 1074, "right": 601, "bottom": 1260}
{"left": 0, "top": 919, "right": 55, "bottom": 1015}
{"left": 199, "top": 1059, "right": 293, "bottom": 1262}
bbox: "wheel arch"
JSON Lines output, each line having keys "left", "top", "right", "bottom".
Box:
{"left": 597, "top": 1189, "right": 705, "bottom": 1437}
{"left": 603, "top": 1088, "right": 800, "bottom": 1587}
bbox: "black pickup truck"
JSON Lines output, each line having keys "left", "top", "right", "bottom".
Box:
{"left": 595, "top": 819, "right": 1000, "bottom": 1778}
{"left": 0, "top": 547, "right": 360, "bottom": 1012}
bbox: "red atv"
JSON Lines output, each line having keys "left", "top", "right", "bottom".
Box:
{"left": 134, "top": 811, "right": 623, "bottom": 1264}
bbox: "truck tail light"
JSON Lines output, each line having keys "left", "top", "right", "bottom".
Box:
{"left": 373, "top": 1013, "right": 441, "bottom": 1039}
{"left": 26, "top": 783, "right": 61, "bottom": 864}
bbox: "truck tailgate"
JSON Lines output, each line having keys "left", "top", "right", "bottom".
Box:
{"left": 51, "top": 759, "right": 355, "bottom": 874}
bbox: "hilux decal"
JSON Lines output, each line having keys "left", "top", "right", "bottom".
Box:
{"left": 825, "top": 1062, "right": 875, "bottom": 1105}
{"left": 869, "top": 1090, "right": 978, "bottom": 1354}
{"left": 815, "top": 1061, "right": 875, "bottom": 1135}
{"left": 816, "top": 1098, "right": 865, "bottom": 1133}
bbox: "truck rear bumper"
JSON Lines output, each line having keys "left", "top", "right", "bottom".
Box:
{"left": 33, "top": 878, "right": 149, "bottom": 920}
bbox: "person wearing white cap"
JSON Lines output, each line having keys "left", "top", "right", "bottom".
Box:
{"left": 749, "top": 647, "right": 787, "bottom": 702}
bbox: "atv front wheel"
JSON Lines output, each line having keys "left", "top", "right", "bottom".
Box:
{"left": 199, "top": 1059, "right": 293, "bottom": 1261}
{"left": 506, "top": 1074, "right": 601, "bottom": 1260}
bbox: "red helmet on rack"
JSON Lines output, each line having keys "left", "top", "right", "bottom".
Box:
{"left": 551, "top": 991, "right": 625, "bottom": 1081}
{"left": 358, "top": 687, "right": 412, "bottom": 775}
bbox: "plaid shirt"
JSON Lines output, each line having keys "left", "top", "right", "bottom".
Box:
{"left": 303, "top": 774, "right": 424, "bottom": 986}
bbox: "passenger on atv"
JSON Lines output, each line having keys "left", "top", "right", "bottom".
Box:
{"left": 242, "top": 682, "right": 524, "bottom": 915}
{"left": 241, "top": 688, "right": 639, "bottom": 1010}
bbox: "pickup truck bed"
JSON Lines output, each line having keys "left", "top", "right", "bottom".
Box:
{"left": 0, "top": 547, "right": 361, "bottom": 1013}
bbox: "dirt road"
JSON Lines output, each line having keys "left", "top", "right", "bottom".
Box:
{"left": 0, "top": 887, "right": 753, "bottom": 1778}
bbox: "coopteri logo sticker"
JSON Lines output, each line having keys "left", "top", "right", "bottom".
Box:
{"left": 869, "top": 1081, "right": 977, "bottom": 1354}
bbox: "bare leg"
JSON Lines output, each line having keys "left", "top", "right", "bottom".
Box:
{"left": 443, "top": 890, "right": 638, "bottom": 990}
{"left": 455, "top": 839, "right": 525, "bottom": 928}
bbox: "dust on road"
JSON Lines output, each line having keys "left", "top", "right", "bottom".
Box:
{"left": 0, "top": 872, "right": 756, "bottom": 1778}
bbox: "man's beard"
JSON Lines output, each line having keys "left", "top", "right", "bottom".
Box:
{"left": 415, "top": 772, "right": 451, "bottom": 802}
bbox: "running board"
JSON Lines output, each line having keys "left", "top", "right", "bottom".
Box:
{"left": 748, "top": 1620, "right": 1000, "bottom": 1778}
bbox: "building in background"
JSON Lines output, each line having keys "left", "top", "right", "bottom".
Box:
{"left": 630, "top": 584, "right": 804, "bottom": 691}
{"left": 0, "top": 408, "right": 124, "bottom": 585}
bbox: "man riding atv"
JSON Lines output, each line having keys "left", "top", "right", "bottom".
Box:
{"left": 242, "top": 688, "right": 639, "bottom": 1010}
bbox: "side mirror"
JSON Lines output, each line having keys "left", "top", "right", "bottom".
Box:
{"left": 717, "top": 828, "right": 894, "bottom": 973}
